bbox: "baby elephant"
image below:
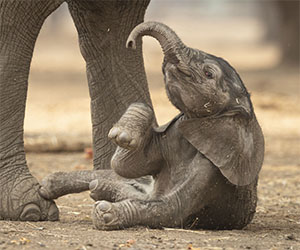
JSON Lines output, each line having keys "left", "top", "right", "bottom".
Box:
{"left": 91, "top": 21, "right": 265, "bottom": 230}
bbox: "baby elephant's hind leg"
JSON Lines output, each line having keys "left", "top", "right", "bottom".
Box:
{"left": 92, "top": 156, "right": 220, "bottom": 230}
{"left": 89, "top": 176, "right": 152, "bottom": 202}
{"left": 40, "top": 170, "right": 120, "bottom": 199}
{"left": 108, "top": 103, "right": 154, "bottom": 150}
{"left": 109, "top": 103, "right": 161, "bottom": 179}
{"left": 40, "top": 168, "right": 152, "bottom": 202}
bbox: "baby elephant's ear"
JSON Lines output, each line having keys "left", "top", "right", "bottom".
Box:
{"left": 178, "top": 116, "right": 264, "bottom": 186}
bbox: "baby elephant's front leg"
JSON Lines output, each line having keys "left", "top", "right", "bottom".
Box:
{"left": 108, "top": 103, "right": 154, "bottom": 150}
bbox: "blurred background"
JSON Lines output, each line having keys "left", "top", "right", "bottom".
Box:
{"left": 25, "top": 0, "right": 299, "bottom": 167}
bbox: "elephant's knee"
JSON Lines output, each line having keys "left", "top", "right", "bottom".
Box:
{"left": 110, "top": 153, "right": 128, "bottom": 177}
{"left": 110, "top": 152, "right": 143, "bottom": 179}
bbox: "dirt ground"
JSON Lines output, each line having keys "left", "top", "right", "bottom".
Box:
{"left": 1, "top": 157, "right": 299, "bottom": 250}
{"left": 1, "top": 5, "right": 300, "bottom": 249}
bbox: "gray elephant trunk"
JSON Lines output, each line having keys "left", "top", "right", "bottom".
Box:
{"left": 126, "top": 21, "right": 186, "bottom": 63}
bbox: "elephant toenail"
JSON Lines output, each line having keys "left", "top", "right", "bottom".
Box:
{"left": 119, "top": 132, "right": 130, "bottom": 143}
{"left": 98, "top": 201, "right": 111, "bottom": 212}
{"left": 129, "top": 139, "right": 137, "bottom": 148}
{"left": 48, "top": 203, "right": 59, "bottom": 221}
{"left": 103, "top": 213, "right": 113, "bottom": 224}
{"left": 108, "top": 128, "right": 119, "bottom": 139}
{"left": 89, "top": 179, "right": 99, "bottom": 191}
{"left": 39, "top": 187, "right": 51, "bottom": 200}
{"left": 20, "top": 204, "right": 41, "bottom": 221}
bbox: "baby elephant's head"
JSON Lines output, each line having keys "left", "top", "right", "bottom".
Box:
{"left": 127, "top": 22, "right": 253, "bottom": 119}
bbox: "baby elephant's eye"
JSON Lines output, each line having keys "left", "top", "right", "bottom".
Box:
{"left": 204, "top": 70, "right": 213, "bottom": 79}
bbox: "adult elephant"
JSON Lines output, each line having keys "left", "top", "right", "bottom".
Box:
{"left": 0, "top": 0, "right": 152, "bottom": 221}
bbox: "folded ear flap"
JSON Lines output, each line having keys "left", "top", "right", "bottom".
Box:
{"left": 178, "top": 116, "right": 264, "bottom": 186}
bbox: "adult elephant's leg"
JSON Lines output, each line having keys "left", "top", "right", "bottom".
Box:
{"left": 68, "top": 0, "right": 152, "bottom": 170}
{"left": 0, "top": 0, "right": 63, "bottom": 221}
{"left": 40, "top": 0, "right": 152, "bottom": 199}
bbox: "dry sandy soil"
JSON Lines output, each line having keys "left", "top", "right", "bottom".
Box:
{"left": 1, "top": 5, "right": 300, "bottom": 249}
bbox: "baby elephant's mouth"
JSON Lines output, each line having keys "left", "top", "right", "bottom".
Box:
{"left": 165, "top": 71, "right": 182, "bottom": 94}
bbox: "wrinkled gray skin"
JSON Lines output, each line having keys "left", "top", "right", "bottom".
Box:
{"left": 0, "top": 0, "right": 152, "bottom": 221}
{"left": 40, "top": 22, "right": 264, "bottom": 230}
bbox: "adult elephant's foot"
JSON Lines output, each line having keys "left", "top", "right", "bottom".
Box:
{"left": 92, "top": 200, "right": 138, "bottom": 230}
{"left": 0, "top": 173, "right": 59, "bottom": 221}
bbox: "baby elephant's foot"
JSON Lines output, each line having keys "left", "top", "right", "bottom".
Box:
{"left": 92, "top": 200, "right": 137, "bottom": 230}
{"left": 40, "top": 172, "right": 77, "bottom": 200}
{"left": 108, "top": 103, "right": 154, "bottom": 150}
{"left": 108, "top": 127, "right": 139, "bottom": 150}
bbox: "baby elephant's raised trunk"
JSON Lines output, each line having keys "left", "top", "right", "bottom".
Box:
{"left": 126, "top": 21, "right": 186, "bottom": 64}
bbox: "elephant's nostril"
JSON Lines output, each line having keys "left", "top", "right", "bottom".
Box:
{"left": 126, "top": 40, "right": 136, "bottom": 49}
